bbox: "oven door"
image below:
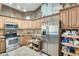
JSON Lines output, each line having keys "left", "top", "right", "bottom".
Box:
{"left": 6, "top": 37, "right": 19, "bottom": 48}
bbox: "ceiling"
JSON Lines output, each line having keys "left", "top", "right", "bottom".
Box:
{"left": 3, "top": 3, "right": 42, "bottom": 12}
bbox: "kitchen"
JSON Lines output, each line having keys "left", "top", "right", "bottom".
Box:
{"left": 0, "top": 3, "right": 79, "bottom": 56}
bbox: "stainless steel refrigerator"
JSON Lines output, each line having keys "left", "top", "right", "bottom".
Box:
{"left": 42, "top": 19, "right": 60, "bottom": 56}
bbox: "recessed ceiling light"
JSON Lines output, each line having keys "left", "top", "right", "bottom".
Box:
{"left": 24, "top": 9, "right": 26, "bottom": 12}
{"left": 17, "top": 6, "right": 20, "bottom": 9}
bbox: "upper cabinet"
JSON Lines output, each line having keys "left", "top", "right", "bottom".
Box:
{"left": 35, "top": 20, "right": 41, "bottom": 29}
{"left": 0, "top": 22, "right": 4, "bottom": 29}
{"left": 0, "top": 16, "right": 4, "bottom": 29}
{"left": 69, "top": 8, "right": 77, "bottom": 27}
{"left": 0, "top": 15, "right": 41, "bottom": 30}
{"left": 60, "top": 5, "right": 79, "bottom": 29}
{"left": 32, "top": 20, "right": 41, "bottom": 29}
{"left": 77, "top": 6, "right": 79, "bottom": 27}
{"left": 60, "top": 10, "right": 69, "bottom": 28}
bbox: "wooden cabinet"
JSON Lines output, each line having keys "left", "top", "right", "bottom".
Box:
{"left": 0, "top": 16, "right": 4, "bottom": 29}
{"left": 60, "top": 10, "right": 69, "bottom": 28}
{"left": 34, "top": 20, "right": 41, "bottom": 29}
{"left": 70, "top": 8, "right": 77, "bottom": 27}
{"left": 77, "top": 7, "right": 79, "bottom": 27}
{"left": 0, "top": 30, "right": 4, "bottom": 36}
{"left": 0, "top": 39, "right": 5, "bottom": 53}
{"left": 0, "top": 22, "right": 4, "bottom": 29}
{"left": 24, "top": 21, "right": 32, "bottom": 29}
{"left": 0, "top": 15, "right": 41, "bottom": 30}
{"left": 60, "top": 5, "right": 79, "bottom": 29}
{"left": 30, "top": 21, "right": 33, "bottom": 29}
{"left": 32, "top": 20, "right": 41, "bottom": 29}
{"left": 32, "top": 21, "right": 35, "bottom": 29}
{"left": 20, "top": 35, "right": 31, "bottom": 46}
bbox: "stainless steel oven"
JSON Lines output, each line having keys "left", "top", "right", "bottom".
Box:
{"left": 6, "top": 37, "right": 19, "bottom": 52}
{"left": 5, "top": 32, "right": 19, "bottom": 52}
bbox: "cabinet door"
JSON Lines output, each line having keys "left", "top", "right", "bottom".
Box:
{"left": 0, "top": 22, "right": 4, "bottom": 29}
{"left": 71, "top": 8, "right": 77, "bottom": 27}
{"left": 20, "top": 35, "right": 30, "bottom": 45}
{"left": 35, "top": 20, "right": 41, "bottom": 29}
{"left": 0, "top": 40, "right": 1, "bottom": 53}
{"left": 0, "top": 39, "right": 5, "bottom": 53}
{"left": 60, "top": 11, "right": 63, "bottom": 28}
{"left": 60, "top": 10, "right": 69, "bottom": 28}
{"left": 30, "top": 21, "right": 33, "bottom": 29}
{"left": 32, "top": 21, "right": 35, "bottom": 29}
{"left": 27, "top": 21, "right": 31, "bottom": 29}
{"left": 69, "top": 9, "right": 72, "bottom": 28}
{"left": 37, "top": 20, "right": 41, "bottom": 29}
{"left": 33, "top": 20, "right": 37, "bottom": 29}
{"left": 77, "top": 7, "right": 79, "bottom": 28}
{"left": 0, "top": 16, "right": 4, "bottom": 29}
{"left": 0, "top": 30, "right": 4, "bottom": 36}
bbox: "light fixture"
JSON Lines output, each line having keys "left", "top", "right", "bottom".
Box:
{"left": 9, "top": 3, "right": 13, "bottom": 5}
{"left": 17, "top": 5, "right": 20, "bottom": 9}
{"left": 23, "top": 9, "right": 26, "bottom": 12}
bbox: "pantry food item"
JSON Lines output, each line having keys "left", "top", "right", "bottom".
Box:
{"left": 71, "top": 31, "right": 77, "bottom": 36}
{"left": 62, "top": 38, "right": 70, "bottom": 43}
{"left": 68, "top": 47, "right": 75, "bottom": 53}
{"left": 76, "top": 32, "right": 79, "bottom": 35}
{"left": 73, "top": 39, "right": 79, "bottom": 46}
{"left": 62, "top": 46, "right": 68, "bottom": 51}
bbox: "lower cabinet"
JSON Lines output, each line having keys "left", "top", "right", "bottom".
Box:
{"left": 0, "top": 39, "right": 6, "bottom": 53}
{"left": 20, "top": 35, "right": 30, "bottom": 46}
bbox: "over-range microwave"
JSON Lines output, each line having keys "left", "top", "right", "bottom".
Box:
{"left": 5, "top": 22, "right": 18, "bottom": 29}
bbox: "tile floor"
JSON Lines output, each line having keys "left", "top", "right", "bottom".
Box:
{"left": 0, "top": 46, "right": 48, "bottom": 56}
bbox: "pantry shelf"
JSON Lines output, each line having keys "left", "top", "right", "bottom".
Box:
{"left": 61, "top": 43, "right": 79, "bottom": 48}
{"left": 61, "top": 35, "right": 79, "bottom": 39}
{"left": 32, "top": 42, "right": 39, "bottom": 45}
{"left": 61, "top": 50, "right": 78, "bottom": 56}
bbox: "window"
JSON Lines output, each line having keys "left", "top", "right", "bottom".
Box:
{"left": 26, "top": 16, "right": 30, "bottom": 20}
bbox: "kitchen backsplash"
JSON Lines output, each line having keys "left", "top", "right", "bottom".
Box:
{"left": 17, "top": 29, "right": 41, "bottom": 35}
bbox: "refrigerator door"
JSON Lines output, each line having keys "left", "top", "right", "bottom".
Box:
{"left": 42, "top": 35, "right": 48, "bottom": 53}
{"left": 47, "top": 20, "right": 59, "bottom": 56}
{"left": 48, "top": 26, "right": 59, "bottom": 56}
{"left": 42, "top": 26, "right": 48, "bottom": 54}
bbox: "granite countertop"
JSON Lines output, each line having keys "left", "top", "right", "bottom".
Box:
{"left": 17, "top": 33, "right": 42, "bottom": 36}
